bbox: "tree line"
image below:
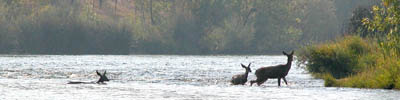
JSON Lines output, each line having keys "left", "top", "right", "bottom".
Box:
{"left": 0, "top": 0, "right": 378, "bottom": 54}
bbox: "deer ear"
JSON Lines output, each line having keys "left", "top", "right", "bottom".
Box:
{"left": 96, "top": 70, "right": 101, "bottom": 76}
{"left": 248, "top": 63, "right": 251, "bottom": 67}
{"left": 290, "top": 51, "right": 294, "bottom": 55}
{"left": 103, "top": 70, "right": 107, "bottom": 75}
{"left": 241, "top": 63, "right": 246, "bottom": 68}
{"left": 282, "top": 51, "right": 288, "bottom": 55}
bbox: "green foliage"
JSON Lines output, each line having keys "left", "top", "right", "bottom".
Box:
{"left": 332, "top": 55, "right": 400, "bottom": 89}
{"left": 322, "top": 73, "right": 337, "bottom": 87}
{"left": 299, "top": 35, "right": 400, "bottom": 89}
{"left": 298, "top": 36, "right": 375, "bottom": 78}
{"left": 0, "top": 1, "right": 131, "bottom": 54}
{"left": 0, "top": 0, "right": 372, "bottom": 54}
{"left": 299, "top": 0, "right": 400, "bottom": 89}
{"left": 346, "top": 6, "right": 374, "bottom": 37}
{"left": 362, "top": 0, "right": 400, "bottom": 53}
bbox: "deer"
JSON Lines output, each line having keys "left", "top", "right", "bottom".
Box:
{"left": 231, "top": 63, "right": 252, "bottom": 85}
{"left": 67, "top": 70, "right": 110, "bottom": 84}
{"left": 250, "top": 51, "right": 294, "bottom": 86}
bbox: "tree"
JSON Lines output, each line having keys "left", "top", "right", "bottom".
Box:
{"left": 363, "top": 0, "right": 400, "bottom": 56}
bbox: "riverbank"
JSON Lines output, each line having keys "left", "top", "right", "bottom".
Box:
{"left": 297, "top": 36, "right": 400, "bottom": 89}
{"left": 297, "top": 0, "right": 400, "bottom": 90}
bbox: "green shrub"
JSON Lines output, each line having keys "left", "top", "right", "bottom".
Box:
{"left": 298, "top": 0, "right": 400, "bottom": 90}
{"left": 298, "top": 35, "right": 400, "bottom": 89}
{"left": 333, "top": 55, "right": 400, "bottom": 89}
{"left": 298, "top": 36, "right": 374, "bottom": 78}
{"left": 322, "top": 73, "right": 337, "bottom": 87}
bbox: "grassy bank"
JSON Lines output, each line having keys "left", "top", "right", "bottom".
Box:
{"left": 297, "top": 36, "right": 400, "bottom": 89}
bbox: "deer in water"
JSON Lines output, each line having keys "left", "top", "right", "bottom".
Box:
{"left": 250, "top": 51, "right": 294, "bottom": 86}
{"left": 231, "top": 63, "right": 252, "bottom": 85}
{"left": 67, "top": 70, "right": 110, "bottom": 84}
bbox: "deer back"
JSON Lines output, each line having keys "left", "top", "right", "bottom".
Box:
{"left": 255, "top": 64, "right": 289, "bottom": 78}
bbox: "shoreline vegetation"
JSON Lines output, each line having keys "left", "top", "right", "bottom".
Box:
{"left": 298, "top": 0, "right": 400, "bottom": 89}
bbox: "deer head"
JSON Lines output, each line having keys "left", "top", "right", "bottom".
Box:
{"left": 96, "top": 70, "right": 109, "bottom": 83}
{"left": 283, "top": 51, "right": 294, "bottom": 62}
{"left": 241, "top": 63, "right": 252, "bottom": 73}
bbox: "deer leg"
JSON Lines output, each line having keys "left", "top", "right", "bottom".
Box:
{"left": 283, "top": 77, "right": 288, "bottom": 85}
{"left": 278, "top": 78, "right": 281, "bottom": 86}
{"left": 257, "top": 78, "right": 267, "bottom": 86}
{"left": 251, "top": 78, "right": 266, "bottom": 86}
{"left": 250, "top": 80, "right": 256, "bottom": 86}
{"left": 251, "top": 78, "right": 260, "bottom": 86}
{"left": 241, "top": 81, "right": 246, "bottom": 85}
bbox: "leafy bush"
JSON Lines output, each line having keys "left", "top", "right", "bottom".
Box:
{"left": 298, "top": 0, "right": 400, "bottom": 90}
{"left": 298, "top": 36, "right": 375, "bottom": 78}
{"left": 331, "top": 55, "right": 400, "bottom": 89}
{"left": 298, "top": 36, "right": 400, "bottom": 89}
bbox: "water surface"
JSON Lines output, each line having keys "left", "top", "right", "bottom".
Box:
{"left": 0, "top": 55, "right": 398, "bottom": 100}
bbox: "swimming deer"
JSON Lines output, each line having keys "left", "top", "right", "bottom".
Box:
{"left": 67, "top": 70, "right": 110, "bottom": 84}
{"left": 231, "top": 63, "right": 252, "bottom": 85}
{"left": 250, "top": 51, "right": 294, "bottom": 86}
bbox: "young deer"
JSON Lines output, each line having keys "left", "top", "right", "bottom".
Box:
{"left": 231, "top": 63, "right": 252, "bottom": 85}
{"left": 67, "top": 70, "right": 110, "bottom": 84}
{"left": 250, "top": 51, "right": 294, "bottom": 86}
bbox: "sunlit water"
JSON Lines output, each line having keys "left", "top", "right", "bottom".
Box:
{"left": 0, "top": 55, "right": 398, "bottom": 100}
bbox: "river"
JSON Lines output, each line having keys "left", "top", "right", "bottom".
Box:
{"left": 0, "top": 55, "right": 398, "bottom": 100}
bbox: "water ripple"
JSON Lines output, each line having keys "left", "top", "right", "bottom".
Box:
{"left": 0, "top": 55, "right": 398, "bottom": 99}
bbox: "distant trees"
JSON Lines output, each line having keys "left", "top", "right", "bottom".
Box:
{"left": 0, "top": 0, "right": 381, "bottom": 54}
{"left": 346, "top": 6, "right": 374, "bottom": 37}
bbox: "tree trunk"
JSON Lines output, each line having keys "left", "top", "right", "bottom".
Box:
{"left": 150, "top": 0, "right": 154, "bottom": 25}
{"left": 99, "top": 0, "right": 103, "bottom": 8}
{"left": 115, "top": 0, "right": 118, "bottom": 15}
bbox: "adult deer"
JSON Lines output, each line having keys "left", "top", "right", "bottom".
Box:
{"left": 231, "top": 63, "right": 252, "bottom": 85}
{"left": 67, "top": 70, "right": 110, "bottom": 84}
{"left": 250, "top": 51, "right": 294, "bottom": 86}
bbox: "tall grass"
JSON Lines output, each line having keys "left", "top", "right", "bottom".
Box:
{"left": 298, "top": 36, "right": 400, "bottom": 89}
{"left": 298, "top": 36, "right": 376, "bottom": 78}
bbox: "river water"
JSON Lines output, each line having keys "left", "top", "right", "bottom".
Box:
{"left": 0, "top": 55, "right": 398, "bottom": 100}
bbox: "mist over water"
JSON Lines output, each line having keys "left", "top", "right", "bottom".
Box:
{"left": 0, "top": 55, "right": 398, "bottom": 99}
